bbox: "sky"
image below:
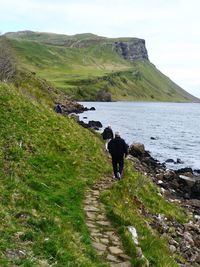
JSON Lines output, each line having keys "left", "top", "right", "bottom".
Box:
{"left": 0, "top": 0, "right": 200, "bottom": 97}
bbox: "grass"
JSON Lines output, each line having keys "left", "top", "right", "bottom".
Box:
{"left": 0, "top": 81, "right": 190, "bottom": 266}
{"left": 101, "top": 161, "right": 187, "bottom": 267}
{"left": 0, "top": 82, "right": 111, "bottom": 266}
{"left": 7, "top": 37, "right": 197, "bottom": 102}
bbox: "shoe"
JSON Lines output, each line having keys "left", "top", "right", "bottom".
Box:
{"left": 117, "top": 172, "right": 121, "bottom": 179}
{"left": 113, "top": 176, "right": 117, "bottom": 180}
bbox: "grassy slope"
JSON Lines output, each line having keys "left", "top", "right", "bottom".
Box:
{"left": 102, "top": 162, "right": 188, "bottom": 267}
{"left": 8, "top": 37, "right": 198, "bottom": 102}
{"left": 0, "top": 82, "right": 111, "bottom": 266}
{"left": 0, "top": 82, "right": 188, "bottom": 266}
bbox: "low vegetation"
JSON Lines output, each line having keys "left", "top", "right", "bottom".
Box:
{"left": 5, "top": 32, "right": 198, "bottom": 102}
{"left": 102, "top": 162, "right": 187, "bottom": 266}
{"left": 0, "top": 83, "right": 111, "bottom": 266}
{"left": 0, "top": 31, "right": 192, "bottom": 266}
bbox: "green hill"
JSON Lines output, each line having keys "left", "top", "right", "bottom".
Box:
{"left": 4, "top": 31, "right": 199, "bottom": 102}
{"left": 0, "top": 81, "right": 188, "bottom": 266}
{"left": 0, "top": 32, "right": 191, "bottom": 266}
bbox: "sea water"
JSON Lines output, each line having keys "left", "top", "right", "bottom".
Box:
{"left": 79, "top": 102, "right": 200, "bottom": 171}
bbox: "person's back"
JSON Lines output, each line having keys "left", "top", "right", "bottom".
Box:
{"left": 108, "top": 136, "right": 127, "bottom": 159}
{"left": 108, "top": 132, "right": 128, "bottom": 179}
{"left": 102, "top": 126, "right": 113, "bottom": 140}
{"left": 55, "top": 104, "right": 62, "bottom": 114}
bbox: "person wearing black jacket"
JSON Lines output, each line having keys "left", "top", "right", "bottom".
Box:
{"left": 108, "top": 132, "right": 128, "bottom": 180}
{"left": 102, "top": 125, "right": 114, "bottom": 150}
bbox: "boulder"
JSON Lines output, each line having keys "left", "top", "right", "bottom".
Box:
{"left": 88, "top": 120, "right": 102, "bottom": 128}
{"left": 175, "top": 168, "right": 193, "bottom": 176}
{"left": 191, "top": 180, "right": 200, "bottom": 199}
{"left": 68, "top": 113, "right": 79, "bottom": 122}
{"left": 165, "top": 159, "right": 175, "bottom": 163}
{"left": 179, "top": 175, "right": 197, "bottom": 188}
{"left": 129, "top": 143, "right": 146, "bottom": 157}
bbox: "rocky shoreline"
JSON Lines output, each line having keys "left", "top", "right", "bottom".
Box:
{"left": 128, "top": 143, "right": 200, "bottom": 266}
{"left": 54, "top": 101, "right": 104, "bottom": 130}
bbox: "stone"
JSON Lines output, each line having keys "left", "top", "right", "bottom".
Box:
{"left": 109, "top": 246, "right": 123, "bottom": 255}
{"left": 156, "top": 173, "right": 164, "bottom": 180}
{"left": 129, "top": 143, "right": 145, "bottom": 157}
{"left": 96, "top": 214, "right": 107, "bottom": 220}
{"left": 111, "top": 261, "right": 132, "bottom": 267}
{"left": 92, "top": 190, "right": 100, "bottom": 196}
{"left": 86, "top": 222, "right": 97, "bottom": 228}
{"left": 118, "top": 254, "right": 131, "bottom": 260}
{"left": 169, "top": 245, "right": 176, "bottom": 253}
{"left": 106, "top": 254, "right": 120, "bottom": 263}
{"left": 5, "top": 249, "right": 26, "bottom": 260}
{"left": 86, "top": 212, "right": 96, "bottom": 220}
{"left": 114, "top": 39, "right": 148, "bottom": 62}
{"left": 84, "top": 206, "right": 99, "bottom": 212}
{"left": 88, "top": 120, "right": 103, "bottom": 128}
{"left": 92, "top": 242, "right": 107, "bottom": 251}
{"left": 194, "top": 236, "right": 200, "bottom": 247}
{"left": 68, "top": 113, "right": 79, "bottom": 122}
{"left": 97, "top": 220, "right": 111, "bottom": 226}
{"left": 100, "top": 238, "right": 109, "bottom": 244}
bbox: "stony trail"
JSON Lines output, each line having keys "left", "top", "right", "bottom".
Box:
{"left": 84, "top": 176, "right": 132, "bottom": 267}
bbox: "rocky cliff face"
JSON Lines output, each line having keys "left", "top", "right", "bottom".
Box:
{"left": 113, "top": 39, "right": 149, "bottom": 62}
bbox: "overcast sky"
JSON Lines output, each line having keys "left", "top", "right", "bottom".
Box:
{"left": 1, "top": 0, "right": 200, "bottom": 97}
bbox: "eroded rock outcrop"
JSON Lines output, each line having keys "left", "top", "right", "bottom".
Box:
{"left": 113, "top": 39, "right": 149, "bottom": 62}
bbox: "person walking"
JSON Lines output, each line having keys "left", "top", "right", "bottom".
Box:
{"left": 108, "top": 132, "right": 128, "bottom": 180}
{"left": 54, "top": 103, "right": 62, "bottom": 114}
{"left": 102, "top": 125, "right": 114, "bottom": 150}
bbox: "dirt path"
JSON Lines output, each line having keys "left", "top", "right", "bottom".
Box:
{"left": 84, "top": 176, "right": 132, "bottom": 267}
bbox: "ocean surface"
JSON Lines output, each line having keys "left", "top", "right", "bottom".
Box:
{"left": 79, "top": 102, "right": 200, "bottom": 171}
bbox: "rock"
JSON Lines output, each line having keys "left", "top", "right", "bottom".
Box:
{"left": 165, "top": 159, "right": 175, "bottom": 163}
{"left": 175, "top": 167, "right": 193, "bottom": 176}
{"left": 5, "top": 249, "right": 26, "bottom": 260}
{"left": 129, "top": 143, "right": 145, "bottom": 157}
{"left": 128, "top": 226, "right": 139, "bottom": 245}
{"left": 84, "top": 206, "right": 99, "bottom": 212}
{"left": 106, "top": 254, "right": 120, "bottom": 263}
{"left": 156, "top": 173, "right": 164, "bottom": 180}
{"left": 194, "top": 236, "right": 200, "bottom": 247}
{"left": 163, "top": 170, "right": 175, "bottom": 180}
{"left": 78, "top": 120, "right": 102, "bottom": 129}
{"left": 191, "top": 180, "right": 200, "bottom": 199}
{"left": 68, "top": 113, "right": 79, "bottom": 122}
{"left": 100, "top": 238, "right": 109, "bottom": 244}
{"left": 183, "top": 232, "right": 194, "bottom": 246}
{"left": 109, "top": 246, "right": 123, "bottom": 255}
{"left": 92, "top": 242, "right": 107, "bottom": 251}
{"left": 96, "top": 90, "right": 112, "bottom": 102}
{"left": 179, "top": 175, "right": 196, "bottom": 188}
{"left": 176, "top": 158, "right": 184, "bottom": 164}
{"left": 90, "top": 107, "right": 96, "bottom": 110}
{"left": 194, "top": 169, "right": 200, "bottom": 174}
{"left": 113, "top": 39, "right": 149, "bottom": 62}
{"left": 169, "top": 245, "right": 176, "bottom": 253}
{"left": 88, "top": 120, "right": 103, "bottom": 128}
{"left": 112, "top": 262, "right": 132, "bottom": 267}
{"left": 195, "top": 252, "right": 200, "bottom": 263}
{"left": 97, "top": 221, "right": 111, "bottom": 226}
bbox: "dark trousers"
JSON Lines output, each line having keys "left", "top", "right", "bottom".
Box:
{"left": 112, "top": 157, "right": 124, "bottom": 178}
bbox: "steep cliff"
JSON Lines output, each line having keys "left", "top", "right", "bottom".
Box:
{"left": 4, "top": 31, "right": 199, "bottom": 102}
{"left": 113, "top": 39, "right": 148, "bottom": 61}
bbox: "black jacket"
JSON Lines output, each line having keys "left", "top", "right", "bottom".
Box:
{"left": 102, "top": 127, "right": 113, "bottom": 140}
{"left": 108, "top": 136, "right": 128, "bottom": 159}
